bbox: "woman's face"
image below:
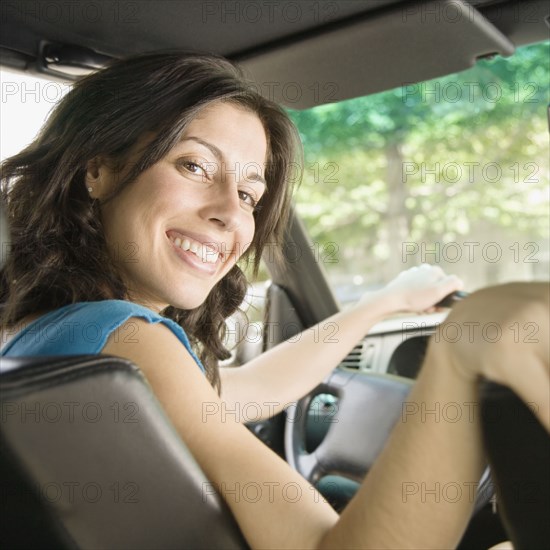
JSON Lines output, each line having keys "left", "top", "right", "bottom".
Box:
{"left": 93, "top": 102, "right": 268, "bottom": 311}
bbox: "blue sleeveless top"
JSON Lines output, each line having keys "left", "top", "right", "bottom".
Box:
{"left": 0, "top": 300, "right": 205, "bottom": 374}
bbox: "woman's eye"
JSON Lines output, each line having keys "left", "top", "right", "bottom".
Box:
{"left": 238, "top": 190, "right": 258, "bottom": 210}
{"left": 179, "top": 160, "right": 207, "bottom": 177}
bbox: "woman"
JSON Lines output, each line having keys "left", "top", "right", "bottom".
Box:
{"left": 1, "top": 52, "right": 548, "bottom": 548}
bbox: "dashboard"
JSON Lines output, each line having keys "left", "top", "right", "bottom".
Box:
{"left": 305, "top": 312, "right": 446, "bottom": 452}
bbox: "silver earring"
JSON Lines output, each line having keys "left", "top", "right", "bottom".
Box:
{"left": 87, "top": 187, "right": 93, "bottom": 193}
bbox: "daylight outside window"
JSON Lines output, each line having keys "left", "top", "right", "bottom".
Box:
{"left": 289, "top": 40, "right": 549, "bottom": 307}
{"left": 0, "top": 69, "right": 72, "bottom": 162}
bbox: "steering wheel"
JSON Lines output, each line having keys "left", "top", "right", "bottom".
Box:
{"left": 285, "top": 292, "right": 493, "bottom": 514}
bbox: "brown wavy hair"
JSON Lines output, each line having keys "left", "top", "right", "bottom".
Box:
{"left": 0, "top": 52, "right": 300, "bottom": 392}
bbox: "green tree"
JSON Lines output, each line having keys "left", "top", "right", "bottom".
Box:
{"left": 289, "top": 41, "right": 549, "bottom": 295}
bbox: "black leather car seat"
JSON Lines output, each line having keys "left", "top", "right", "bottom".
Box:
{"left": 0, "top": 354, "right": 249, "bottom": 549}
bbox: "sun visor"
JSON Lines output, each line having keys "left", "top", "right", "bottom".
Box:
{"left": 239, "top": 0, "right": 515, "bottom": 109}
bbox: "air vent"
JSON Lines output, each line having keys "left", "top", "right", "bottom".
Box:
{"left": 339, "top": 340, "right": 376, "bottom": 370}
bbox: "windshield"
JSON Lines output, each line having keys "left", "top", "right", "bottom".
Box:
{"left": 289, "top": 41, "right": 550, "bottom": 307}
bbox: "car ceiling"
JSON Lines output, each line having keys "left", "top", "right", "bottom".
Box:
{"left": 1, "top": 0, "right": 549, "bottom": 108}
{"left": 2, "top": 0, "right": 407, "bottom": 58}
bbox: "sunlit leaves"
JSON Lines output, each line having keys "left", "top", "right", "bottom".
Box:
{"left": 288, "top": 41, "right": 550, "bottom": 295}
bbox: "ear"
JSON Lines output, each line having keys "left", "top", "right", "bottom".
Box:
{"left": 85, "top": 157, "right": 114, "bottom": 199}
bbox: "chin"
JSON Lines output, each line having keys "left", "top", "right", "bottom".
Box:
{"left": 167, "top": 291, "right": 210, "bottom": 312}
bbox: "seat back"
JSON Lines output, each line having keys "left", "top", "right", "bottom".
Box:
{"left": 0, "top": 355, "right": 248, "bottom": 549}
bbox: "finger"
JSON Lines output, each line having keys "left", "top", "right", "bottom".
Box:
{"left": 419, "top": 263, "right": 444, "bottom": 277}
{"left": 437, "top": 274, "right": 464, "bottom": 295}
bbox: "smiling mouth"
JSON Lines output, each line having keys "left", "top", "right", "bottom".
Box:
{"left": 166, "top": 232, "right": 226, "bottom": 266}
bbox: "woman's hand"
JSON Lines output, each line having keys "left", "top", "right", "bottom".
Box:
{"left": 429, "top": 282, "right": 550, "bottom": 432}
{"left": 373, "top": 263, "right": 464, "bottom": 313}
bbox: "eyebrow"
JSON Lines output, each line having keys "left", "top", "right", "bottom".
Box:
{"left": 182, "top": 136, "right": 268, "bottom": 188}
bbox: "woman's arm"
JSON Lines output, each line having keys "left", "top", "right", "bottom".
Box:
{"left": 219, "top": 289, "right": 395, "bottom": 420}
{"left": 220, "top": 265, "right": 463, "bottom": 419}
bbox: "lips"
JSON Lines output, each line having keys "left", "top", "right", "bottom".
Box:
{"left": 166, "top": 230, "right": 227, "bottom": 274}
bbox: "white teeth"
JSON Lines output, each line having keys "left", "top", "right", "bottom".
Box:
{"left": 203, "top": 246, "right": 220, "bottom": 264}
{"left": 171, "top": 235, "right": 220, "bottom": 264}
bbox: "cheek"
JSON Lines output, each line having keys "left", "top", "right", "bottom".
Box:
{"left": 237, "top": 218, "right": 256, "bottom": 258}
{"left": 99, "top": 202, "right": 121, "bottom": 248}
{"left": 100, "top": 194, "right": 147, "bottom": 257}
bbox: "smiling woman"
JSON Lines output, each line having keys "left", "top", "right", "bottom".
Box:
{"left": 0, "top": 51, "right": 548, "bottom": 550}
{"left": 92, "top": 103, "right": 268, "bottom": 311}
{"left": 0, "top": 52, "right": 298, "bottom": 392}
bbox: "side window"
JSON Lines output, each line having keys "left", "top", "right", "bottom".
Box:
{"left": 1, "top": 69, "right": 71, "bottom": 162}
{"left": 223, "top": 266, "right": 270, "bottom": 366}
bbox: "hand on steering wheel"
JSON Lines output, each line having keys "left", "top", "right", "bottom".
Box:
{"left": 377, "top": 263, "right": 464, "bottom": 313}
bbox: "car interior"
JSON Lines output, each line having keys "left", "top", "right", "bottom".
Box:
{"left": 1, "top": 1, "right": 549, "bottom": 548}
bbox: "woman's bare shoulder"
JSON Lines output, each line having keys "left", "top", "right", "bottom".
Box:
{"left": 102, "top": 317, "right": 198, "bottom": 370}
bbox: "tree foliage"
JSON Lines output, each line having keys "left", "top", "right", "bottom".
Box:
{"left": 288, "top": 41, "right": 550, "bottom": 298}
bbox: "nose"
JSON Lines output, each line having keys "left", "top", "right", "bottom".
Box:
{"left": 200, "top": 183, "right": 242, "bottom": 232}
